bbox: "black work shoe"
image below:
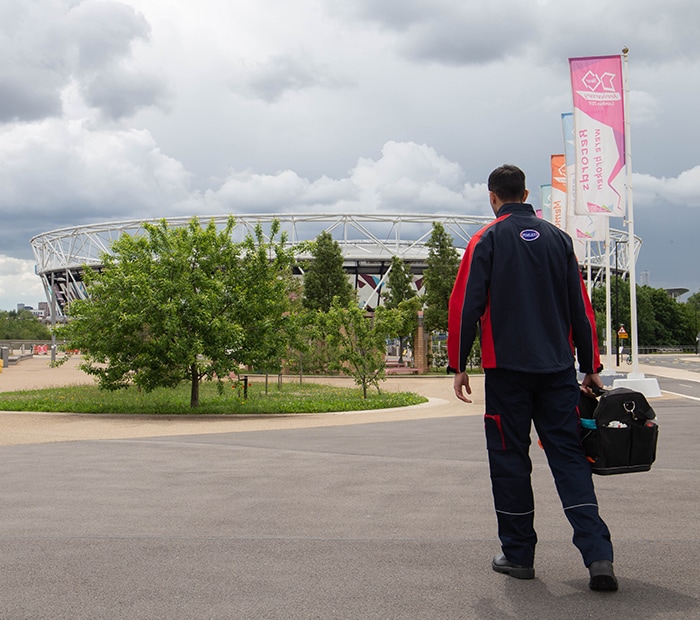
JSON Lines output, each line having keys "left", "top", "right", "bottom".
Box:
{"left": 588, "top": 560, "right": 618, "bottom": 591}
{"left": 492, "top": 553, "right": 535, "bottom": 580}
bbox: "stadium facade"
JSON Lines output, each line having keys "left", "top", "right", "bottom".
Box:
{"left": 30, "top": 213, "right": 639, "bottom": 317}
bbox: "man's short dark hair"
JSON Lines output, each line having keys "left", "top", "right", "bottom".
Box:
{"left": 488, "top": 165, "right": 526, "bottom": 202}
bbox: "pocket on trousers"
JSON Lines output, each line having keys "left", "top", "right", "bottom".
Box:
{"left": 485, "top": 413, "right": 506, "bottom": 451}
{"left": 597, "top": 426, "right": 631, "bottom": 467}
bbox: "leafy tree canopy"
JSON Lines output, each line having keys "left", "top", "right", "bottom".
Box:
{"left": 57, "top": 217, "right": 297, "bottom": 407}
{"left": 423, "top": 222, "right": 460, "bottom": 333}
{"left": 0, "top": 310, "right": 51, "bottom": 340}
{"left": 302, "top": 231, "right": 353, "bottom": 312}
{"left": 324, "top": 300, "right": 403, "bottom": 398}
{"left": 383, "top": 256, "right": 416, "bottom": 309}
{"left": 591, "top": 278, "right": 696, "bottom": 347}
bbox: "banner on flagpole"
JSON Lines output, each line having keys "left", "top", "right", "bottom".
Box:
{"left": 562, "top": 112, "right": 606, "bottom": 241}
{"left": 550, "top": 154, "right": 567, "bottom": 230}
{"left": 562, "top": 112, "right": 576, "bottom": 214}
{"left": 569, "top": 55, "right": 626, "bottom": 217}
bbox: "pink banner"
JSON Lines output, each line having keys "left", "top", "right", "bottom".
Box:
{"left": 569, "top": 55, "right": 626, "bottom": 217}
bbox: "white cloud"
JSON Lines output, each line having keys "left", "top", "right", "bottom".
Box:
{"left": 206, "top": 169, "right": 317, "bottom": 211}
{"left": 349, "top": 141, "right": 482, "bottom": 212}
{"left": 0, "top": 119, "right": 193, "bottom": 253}
{"left": 634, "top": 166, "right": 700, "bottom": 209}
{"left": 201, "top": 141, "right": 487, "bottom": 215}
{"left": 0, "top": 255, "right": 45, "bottom": 310}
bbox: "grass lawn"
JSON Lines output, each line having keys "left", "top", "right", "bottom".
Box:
{"left": 0, "top": 379, "right": 428, "bottom": 415}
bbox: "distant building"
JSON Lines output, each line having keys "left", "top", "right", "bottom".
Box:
{"left": 16, "top": 302, "right": 49, "bottom": 320}
{"left": 665, "top": 288, "right": 689, "bottom": 300}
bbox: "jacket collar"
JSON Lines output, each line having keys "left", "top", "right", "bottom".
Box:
{"left": 497, "top": 203, "right": 536, "bottom": 216}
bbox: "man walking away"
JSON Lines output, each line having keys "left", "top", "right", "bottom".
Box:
{"left": 447, "top": 164, "right": 617, "bottom": 592}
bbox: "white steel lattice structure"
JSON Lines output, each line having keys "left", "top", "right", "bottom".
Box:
{"left": 30, "top": 213, "right": 640, "bottom": 316}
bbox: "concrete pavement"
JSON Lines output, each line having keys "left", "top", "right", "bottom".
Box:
{"left": 0, "top": 357, "right": 698, "bottom": 619}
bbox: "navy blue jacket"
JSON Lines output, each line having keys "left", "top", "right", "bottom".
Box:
{"left": 447, "top": 203, "right": 602, "bottom": 375}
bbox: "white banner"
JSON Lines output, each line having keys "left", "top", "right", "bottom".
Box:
{"left": 562, "top": 112, "right": 606, "bottom": 242}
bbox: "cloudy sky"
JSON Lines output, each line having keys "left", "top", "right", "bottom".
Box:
{"left": 1, "top": 0, "right": 699, "bottom": 311}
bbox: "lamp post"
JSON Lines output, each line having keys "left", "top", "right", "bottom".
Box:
{"left": 613, "top": 239, "right": 627, "bottom": 366}
{"left": 695, "top": 301, "right": 699, "bottom": 355}
{"left": 615, "top": 242, "right": 619, "bottom": 366}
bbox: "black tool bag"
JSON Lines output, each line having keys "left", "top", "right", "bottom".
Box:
{"left": 578, "top": 387, "right": 659, "bottom": 475}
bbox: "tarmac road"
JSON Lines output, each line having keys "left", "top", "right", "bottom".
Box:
{"left": 0, "top": 355, "right": 698, "bottom": 619}
{"left": 653, "top": 377, "right": 700, "bottom": 400}
{"left": 636, "top": 354, "right": 700, "bottom": 400}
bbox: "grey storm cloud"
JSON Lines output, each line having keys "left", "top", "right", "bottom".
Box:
{"left": 325, "top": 0, "right": 533, "bottom": 64}
{"left": 1, "top": 0, "right": 699, "bottom": 309}
{"left": 0, "top": 71, "right": 64, "bottom": 123}
{"left": 327, "top": 0, "right": 700, "bottom": 66}
{"left": 0, "top": 0, "right": 167, "bottom": 123}
{"left": 64, "top": 0, "right": 151, "bottom": 71}
{"left": 240, "top": 54, "right": 352, "bottom": 103}
{"left": 81, "top": 66, "right": 168, "bottom": 120}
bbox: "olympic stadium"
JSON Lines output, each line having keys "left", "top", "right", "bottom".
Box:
{"left": 30, "top": 213, "right": 639, "bottom": 317}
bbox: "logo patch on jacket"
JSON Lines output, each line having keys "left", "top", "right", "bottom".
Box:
{"left": 520, "top": 229, "right": 540, "bottom": 241}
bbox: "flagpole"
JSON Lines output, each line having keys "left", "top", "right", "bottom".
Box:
{"left": 621, "top": 47, "right": 642, "bottom": 378}
{"left": 604, "top": 220, "right": 614, "bottom": 371}
{"left": 586, "top": 240, "right": 592, "bottom": 297}
{"left": 609, "top": 48, "right": 660, "bottom": 396}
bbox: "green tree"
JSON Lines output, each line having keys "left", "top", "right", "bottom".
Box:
{"left": 423, "top": 222, "right": 460, "bottom": 356}
{"left": 683, "top": 291, "right": 700, "bottom": 343}
{"left": 0, "top": 310, "right": 51, "bottom": 340}
{"left": 302, "top": 231, "right": 353, "bottom": 312}
{"left": 591, "top": 276, "right": 631, "bottom": 350}
{"left": 383, "top": 256, "right": 418, "bottom": 364}
{"left": 284, "top": 307, "right": 318, "bottom": 377}
{"left": 234, "top": 220, "right": 298, "bottom": 382}
{"left": 686, "top": 291, "right": 700, "bottom": 313}
{"left": 591, "top": 279, "right": 696, "bottom": 350}
{"left": 324, "top": 301, "right": 402, "bottom": 398}
{"left": 383, "top": 256, "right": 415, "bottom": 308}
{"left": 637, "top": 286, "right": 694, "bottom": 346}
{"left": 58, "top": 217, "right": 246, "bottom": 408}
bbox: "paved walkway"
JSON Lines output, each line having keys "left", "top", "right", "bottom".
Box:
{"left": 0, "top": 356, "right": 476, "bottom": 446}
{"left": 0, "top": 356, "right": 698, "bottom": 618}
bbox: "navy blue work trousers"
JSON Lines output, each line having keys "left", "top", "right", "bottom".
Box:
{"left": 484, "top": 366, "right": 613, "bottom": 568}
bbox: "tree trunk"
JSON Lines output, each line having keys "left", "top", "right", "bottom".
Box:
{"left": 190, "top": 363, "right": 200, "bottom": 407}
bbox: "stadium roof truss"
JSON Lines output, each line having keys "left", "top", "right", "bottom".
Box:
{"left": 31, "top": 213, "right": 640, "bottom": 315}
